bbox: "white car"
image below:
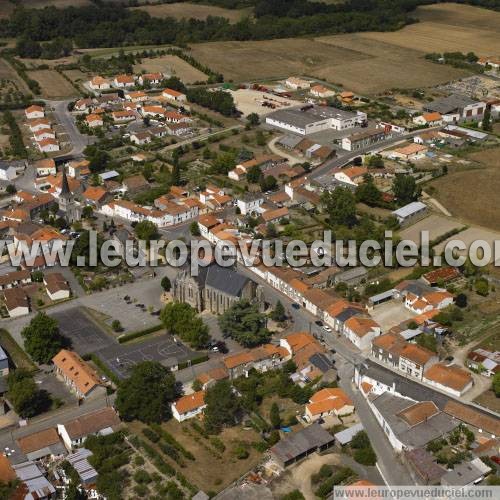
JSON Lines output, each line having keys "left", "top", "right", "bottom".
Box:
{"left": 323, "top": 325, "right": 332, "bottom": 333}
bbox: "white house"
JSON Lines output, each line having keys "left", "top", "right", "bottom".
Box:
{"left": 57, "top": 407, "right": 120, "bottom": 451}
{"left": 162, "top": 88, "right": 187, "bottom": 102}
{"left": 0, "top": 161, "right": 18, "bottom": 181}
{"left": 85, "top": 114, "right": 103, "bottom": 128}
{"left": 285, "top": 77, "right": 311, "bottom": 90}
{"left": 343, "top": 316, "right": 381, "bottom": 350}
{"left": 89, "top": 76, "right": 110, "bottom": 91}
{"left": 305, "top": 388, "right": 354, "bottom": 422}
{"left": 413, "top": 112, "right": 443, "bottom": 126}
{"left": 113, "top": 74, "right": 135, "bottom": 88}
{"left": 236, "top": 194, "right": 264, "bottom": 216}
{"left": 33, "top": 128, "right": 56, "bottom": 142}
{"left": 310, "top": 85, "right": 335, "bottom": 98}
{"left": 25, "top": 105, "right": 44, "bottom": 120}
{"left": 37, "top": 138, "right": 60, "bottom": 153}
{"left": 423, "top": 363, "right": 473, "bottom": 398}
{"left": 138, "top": 72, "right": 163, "bottom": 86}
{"left": 171, "top": 391, "right": 206, "bottom": 422}
{"left": 3, "top": 288, "right": 29, "bottom": 318}
{"left": 333, "top": 166, "right": 367, "bottom": 186}
{"left": 44, "top": 273, "right": 70, "bottom": 301}
{"left": 29, "top": 119, "right": 51, "bottom": 133}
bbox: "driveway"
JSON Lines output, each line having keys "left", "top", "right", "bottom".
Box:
{"left": 267, "top": 136, "right": 302, "bottom": 166}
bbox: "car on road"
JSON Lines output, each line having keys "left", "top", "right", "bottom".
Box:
{"left": 291, "top": 303, "right": 300, "bottom": 310}
{"left": 323, "top": 325, "right": 332, "bottom": 333}
{"left": 315, "top": 320, "right": 323, "bottom": 327}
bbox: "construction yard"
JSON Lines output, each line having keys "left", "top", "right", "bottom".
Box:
{"left": 229, "top": 88, "right": 302, "bottom": 117}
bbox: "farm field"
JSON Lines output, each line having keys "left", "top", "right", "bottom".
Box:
{"left": 188, "top": 3, "right": 498, "bottom": 93}
{"left": 364, "top": 3, "right": 500, "bottom": 56}
{"left": 429, "top": 147, "right": 500, "bottom": 231}
{"left": 26, "top": 69, "right": 78, "bottom": 99}
{"left": 189, "top": 38, "right": 370, "bottom": 84}
{"left": 0, "top": 58, "right": 30, "bottom": 95}
{"left": 131, "top": 2, "right": 252, "bottom": 23}
{"left": 16, "top": 0, "right": 92, "bottom": 7}
{"left": 128, "top": 419, "right": 263, "bottom": 493}
{"left": 134, "top": 55, "right": 207, "bottom": 84}
{"left": 62, "top": 69, "right": 88, "bottom": 86}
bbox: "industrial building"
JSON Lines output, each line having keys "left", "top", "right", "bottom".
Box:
{"left": 342, "top": 127, "right": 391, "bottom": 151}
{"left": 266, "top": 105, "right": 367, "bottom": 135}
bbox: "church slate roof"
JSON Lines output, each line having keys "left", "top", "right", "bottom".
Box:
{"left": 204, "top": 265, "right": 249, "bottom": 297}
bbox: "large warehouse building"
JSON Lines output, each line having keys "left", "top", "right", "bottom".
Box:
{"left": 266, "top": 105, "right": 367, "bottom": 135}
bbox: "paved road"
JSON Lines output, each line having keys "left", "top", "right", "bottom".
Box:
{"left": 308, "top": 126, "right": 442, "bottom": 180}
{"left": 47, "top": 99, "right": 94, "bottom": 158}
{"left": 336, "top": 358, "right": 414, "bottom": 486}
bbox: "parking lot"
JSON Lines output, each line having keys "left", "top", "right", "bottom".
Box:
{"left": 51, "top": 308, "right": 114, "bottom": 354}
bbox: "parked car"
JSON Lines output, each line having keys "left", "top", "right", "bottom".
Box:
{"left": 291, "top": 303, "right": 300, "bottom": 310}
{"left": 323, "top": 325, "right": 332, "bottom": 333}
{"left": 315, "top": 320, "right": 323, "bottom": 327}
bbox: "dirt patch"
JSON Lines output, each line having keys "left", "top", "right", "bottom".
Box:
{"left": 27, "top": 69, "right": 77, "bottom": 99}
{"left": 134, "top": 55, "right": 207, "bottom": 84}
{"left": 399, "top": 214, "right": 465, "bottom": 244}
{"left": 131, "top": 3, "right": 252, "bottom": 23}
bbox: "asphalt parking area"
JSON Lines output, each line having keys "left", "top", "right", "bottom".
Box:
{"left": 50, "top": 308, "right": 114, "bottom": 355}
{"left": 97, "top": 334, "right": 196, "bottom": 379}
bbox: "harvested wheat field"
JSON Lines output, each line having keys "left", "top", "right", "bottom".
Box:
{"left": 189, "top": 38, "right": 370, "bottom": 83}
{"left": 189, "top": 3, "right": 497, "bottom": 93}
{"left": 430, "top": 147, "right": 500, "bottom": 231}
{"left": 365, "top": 3, "right": 500, "bottom": 57}
{"left": 27, "top": 70, "right": 78, "bottom": 99}
{"left": 131, "top": 2, "right": 252, "bottom": 23}
{"left": 134, "top": 55, "right": 207, "bottom": 84}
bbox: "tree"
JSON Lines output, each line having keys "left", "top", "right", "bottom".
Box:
{"left": 474, "top": 277, "right": 489, "bottom": 296}
{"left": 455, "top": 293, "right": 467, "bottom": 308}
{"left": 82, "top": 205, "right": 94, "bottom": 219}
{"left": 161, "top": 276, "right": 171, "bottom": 292}
{"left": 161, "top": 302, "right": 210, "bottom": 349}
{"left": 260, "top": 175, "right": 277, "bottom": 192}
{"left": 351, "top": 430, "right": 370, "bottom": 449}
{"left": 281, "top": 490, "right": 306, "bottom": 500}
{"left": 246, "top": 165, "right": 262, "bottom": 184}
{"left": 321, "top": 187, "right": 357, "bottom": 228}
{"left": 219, "top": 300, "right": 270, "bottom": 347}
{"left": 482, "top": 108, "right": 492, "bottom": 131}
{"left": 353, "top": 446, "right": 377, "bottom": 466}
{"left": 392, "top": 174, "right": 420, "bottom": 205}
{"left": 16, "top": 37, "right": 42, "bottom": 58}
{"left": 270, "top": 402, "right": 281, "bottom": 429}
{"left": 31, "top": 270, "right": 44, "bottom": 282}
{"left": 190, "top": 221, "right": 201, "bottom": 236}
{"left": 204, "top": 380, "right": 240, "bottom": 434}
{"left": 6, "top": 184, "right": 16, "bottom": 195}
{"left": 416, "top": 333, "right": 437, "bottom": 353}
{"left": 171, "top": 149, "right": 181, "bottom": 185}
{"left": 492, "top": 372, "right": 500, "bottom": 397}
{"left": 21, "top": 312, "right": 69, "bottom": 364}
{"left": 355, "top": 174, "right": 382, "bottom": 206}
{"left": 246, "top": 113, "right": 260, "bottom": 126}
{"left": 115, "top": 361, "right": 179, "bottom": 423}
{"left": 134, "top": 220, "right": 158, "bottom": 242}
{"left": 111, "top": 320, "right": 123, "bottom": 332}
{"left": 7, "top": 369, "right": 51, "bottom": 418}
{"left": 271, "top": 301, "right": 286, "bottom": 322}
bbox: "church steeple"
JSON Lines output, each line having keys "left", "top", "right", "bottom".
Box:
{"left": 60, "top": 165, "right": 71, "bottom": 198}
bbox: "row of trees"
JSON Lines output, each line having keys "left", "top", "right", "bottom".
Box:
{"left": 186, "top": 88, "right": 237, "bottom": 117}
{"left": 0, "top": 1, "right": 432, "bottom": 50}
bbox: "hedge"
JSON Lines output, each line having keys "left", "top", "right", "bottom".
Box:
{"left": 117, "top": 324, "right": 163, "bottom": 344}
{"left": 90, "top": 353, "right": 121, "bottom": 386}
{"left": 177, "top": 355, "right": 208, "bottom": 370}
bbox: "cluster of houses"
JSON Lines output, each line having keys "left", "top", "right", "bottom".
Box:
{"left": 0, "top": 406, "right": 120, "bottom": 499}
{"left": 0, "top": 268, "right": 70, "bottom": 318}
{"left": 355, "top": 362, "right": 499, "bottom": 486}
{"left": 170, "top": 330, "right": 341, "bottom": 423}
{"left": 25, "top": 105, "right": 60, "bottom": 153}
{"left": 78, "top": 75, "right": 192, "bottom": 136}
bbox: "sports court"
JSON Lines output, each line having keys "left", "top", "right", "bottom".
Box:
{"left": 97, "top": 334, "right": 195, "bottom": 379}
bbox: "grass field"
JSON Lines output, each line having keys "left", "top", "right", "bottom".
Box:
{"left": 134, "top": 55, "right": 207, "bottom": 84}
{"left": 131, "top": 2, "right": 252, "bottom": 23}
{"left": 188, "top": 3, "right": 498, "bottom": 93}
{"left": 429, "top": 147, "right": 500, "bottom": 231}
{"left": 27, "top": 69, "right": 78, "bottom": 99}
{"left": 18, "top": 0, "right": 92, "bottom": 7}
